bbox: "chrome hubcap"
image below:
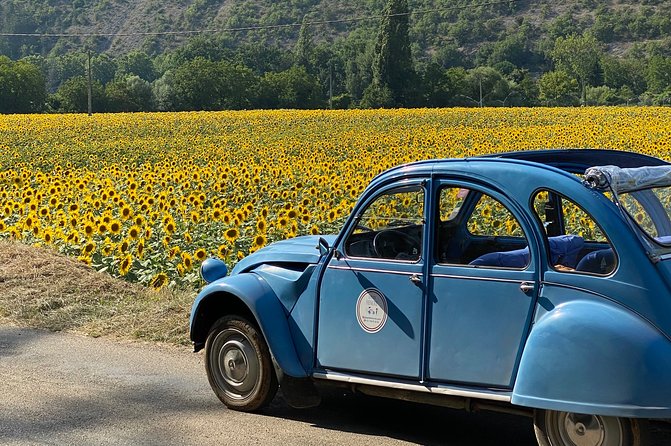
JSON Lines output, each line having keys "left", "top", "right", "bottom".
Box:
{"left": 548, "top": 411, "right": 624, "bottom": 446}
{"left": 563, "top": 414, "right": 603, "bottom": 445}
{"left": 211, "top": 328, "right": 260, "bottom": 400}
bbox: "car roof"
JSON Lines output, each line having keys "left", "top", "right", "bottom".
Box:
{"left": 370, "top": 149, "right": 667, "bottom": 187}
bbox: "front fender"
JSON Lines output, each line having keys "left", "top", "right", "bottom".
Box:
{"left": 512, "top": 300, "right": 671, "bottom": 418}
{"left": 189, "top": 273, "right": 308, "bottom": 378}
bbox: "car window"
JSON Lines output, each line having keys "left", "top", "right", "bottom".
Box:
{"left": 345, "top": 187, "right": 424, "bottom": 261}
{"left": 619, "top": 192, "right": 660, "bottom": 238}
{"left": 439, "top": 187, "right": 469, "bottom": 222}
{"left": 467, "top": 193, "right": 525, "bottom": 238}
{"left": 533, "top": 190, "right": 616, "bottom": 275}
{"left": 436, "top": 187, "right": 529, "bottom": 268}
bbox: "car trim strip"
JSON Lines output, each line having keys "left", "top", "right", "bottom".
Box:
{"left": 430, "top": 273, "right": 523, "bottom": 284}
{"left": 312, "top": 371, "right": 511, "bottom": 402}
{"left": 327, "top": 265, "right": 417, "bottom": 276}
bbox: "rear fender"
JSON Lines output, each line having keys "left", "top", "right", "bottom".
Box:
{"left": 512, "top": 300, "right": 671, "bottom": 418}
{"left": 189, "top": 273, "right": 308, "bottom": 378}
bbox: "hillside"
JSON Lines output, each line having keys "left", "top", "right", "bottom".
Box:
{"left": 1, "top": 0, "right": 670, "bottom": 59}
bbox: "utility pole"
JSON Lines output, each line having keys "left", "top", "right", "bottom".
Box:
{"left": 87, "top": 48, "right": 92, "bottom": 116}
{"left": 328, "top": 60, "right": 333, "bottom": 109}
{"left": 479, "top": 77, "right": 483, "bottom": 108}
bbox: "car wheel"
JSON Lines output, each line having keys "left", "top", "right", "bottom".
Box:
{"left": 533, "top": 409, "right": 648, "bottom": 446}
{"left": 205, "top": 315, "right": 278, "bottom": 412}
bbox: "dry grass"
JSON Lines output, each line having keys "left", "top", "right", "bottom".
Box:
{"left": 0, "top": 240, "right": 196, "bottom": 346}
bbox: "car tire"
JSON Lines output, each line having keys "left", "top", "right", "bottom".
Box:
{"left": 533, "top": 409, "right": 648, "bottom": 446}
{"left": 205, "top": 315, "right": 278, "bottom": 412}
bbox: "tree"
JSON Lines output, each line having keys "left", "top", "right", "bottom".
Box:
{"left": 601, "top": 55, "right": 647, "bottom": 95}
{"left": 550, "top": 34, "right": 603, "bottom": 105}
{"left": 464, "top": 67, "right": 509, "bottom": 107}
{"left": 421, "top": 64, "right": 468, "bottom": 107}
{"left": 170, "top": 58, "right": 260, "bottom": 111}
{"left": 0, "top": 57, "right": 47, "bottom": 113}
{"left": 170, "top": 58, "right": 222, "bottom": 110}
{"left": 258, "top": 66, "right": 323, "bottom": 109}
{"left": 294, "top": 15, "right": 313, "bottom": 70}
{"left": 152, "top": 70, "right": 175, "bottom": 111}
{"left": 364, "top": 0, "right": 416, "bottom": 107}
{"left": 538, "top": 70, "right": 579, "bottom": 106}
{"left": 646, "top": 55, "right": 671, "bottom": 94}
{"left": 92, "top": 53, "right": 118, "bottom": 85}
{"left": 105, "top": 75, "right": 154, "bottom": 112}
{"left": 55, "top": 76, "right": 105, "bottom": 113}
{"left": 118, "top": 51, "right": 156, "bottom": 82}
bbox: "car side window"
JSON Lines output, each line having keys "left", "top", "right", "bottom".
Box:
{"left": 533, "top": 190, "right": 616, "bottom": 275}
{"left": 436, "top": 187, "right": 529, "bottom": 268}
{"left": 467, "top": 193, "right": 525, "bottom": 238}
{"left": 345, "top": 187, "right": 424, "bottom": 261}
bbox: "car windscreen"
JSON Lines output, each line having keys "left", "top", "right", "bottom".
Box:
{"left": 618, "top": 187, "right": 671, "bottom": 247}
{"left": 584, "top": 164, "right": 671, "bottom": 249}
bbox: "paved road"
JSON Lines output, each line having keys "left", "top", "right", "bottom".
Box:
{"left": 1, "top": 326, "right": 669, "bottom": 446}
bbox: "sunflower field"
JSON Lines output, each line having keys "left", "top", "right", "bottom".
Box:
{"left": 1, "top": 107, "right": 670, "bottom": 289}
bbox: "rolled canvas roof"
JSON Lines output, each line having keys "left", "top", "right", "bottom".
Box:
{"left": 584, "top": 165, "right": 671, "bottom": 193}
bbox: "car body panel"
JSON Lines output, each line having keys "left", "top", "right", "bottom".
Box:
{"left": 231, "top": 235, "right": 337, "bottom": 275}
{"left": 317, "top": 256, "right": 425, "bottom": 377}
{"left": 191, "top": 149, "right": 671, "bottom": 418}
{"left": 513, "top": 298, "right": 671, "bottom": 418}
{"left": 190, "top": 273, "right": 308, "bottom": 377}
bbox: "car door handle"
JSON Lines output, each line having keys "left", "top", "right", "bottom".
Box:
{"left": 409, "top": 274, "right": 422, "bottom": 284}
{"left": 520, "top": 282, "right": 535, "bottom": 294}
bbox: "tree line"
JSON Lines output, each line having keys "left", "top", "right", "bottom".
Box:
{"left": 2, "top": 0, "right": 671, "bottom": 114}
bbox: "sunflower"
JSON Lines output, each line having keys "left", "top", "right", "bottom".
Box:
{"left": 181, "top": 252, "right": 193, "bottom": 270}
{"left": 136, "top": 239, "right": 145, "bottom": 258}
{"left": 168, "top": 245, "right": 181, "bottom": 259}
{"left": 118, "top": 254, "right": 132, "bottom": 276}
{"left": 119, "top": 239, "right": 130, "bottom": 253}
{"left": 252, "top": 234, "right": 267, "bottom": 249}
{"left": 149, "top": 272, "right": 169, "bottom": 290}
{"left": 217, "top": 244, "right": 228, "bottom": 258}
{"left": 109, "top": 220, "right": 121, "bottom": 234}
{"left": 82, "top": 241, "right": 96, "bottom": 256}
{"left": 128, "top": 225, "right": 141, "bottom": 239}
{"left": 224, "top": 227, "right": 239, "bottom": 242}
{"left": 102, "top": 240, "right": 114, "bottom": 257}
{"left": 84, "top": 223, "right": 95, "bottom": 238}
{"left": 194, "top": 248, "right": 207, "bottom": 261}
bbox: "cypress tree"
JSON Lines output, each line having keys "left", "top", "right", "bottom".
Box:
{"left": 294, "top": 15, "right": 312, "bottom": 71}
{"left": 365, "top": 0, "right": 416, "bottom": 107}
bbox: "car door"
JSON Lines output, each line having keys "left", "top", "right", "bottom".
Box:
{"left": 317, "top": 182, "right": 427, "bottom": 378}
{"left": 427, "top": 183, "right": 539, "bottom": 388}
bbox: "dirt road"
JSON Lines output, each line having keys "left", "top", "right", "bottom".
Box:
{"left": 1, "top": 326, "right": 669, "bottom": 445}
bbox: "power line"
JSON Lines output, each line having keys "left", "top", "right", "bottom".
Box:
{"left": 0, "top": 0, "right": 522, "bottom": 38}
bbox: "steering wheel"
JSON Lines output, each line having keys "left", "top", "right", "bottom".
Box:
{"left": 373, "top": 230, "right": 420, "bottom": 259}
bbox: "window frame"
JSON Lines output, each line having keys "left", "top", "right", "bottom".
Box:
{"left": 530, "top": 188, "right": 619, "bottom": 276}
{"left": 342, "top": 183, "right": 427, "bottom": 264}
{"left": 434, "top": 185, "right": 532, "bottom": 270}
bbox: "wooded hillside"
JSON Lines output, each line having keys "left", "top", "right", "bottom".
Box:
{"left": 1, "top": 0, "right": 671, "bottom": 112}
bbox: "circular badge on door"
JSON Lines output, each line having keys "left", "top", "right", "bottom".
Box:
{"left": 356, "top": 288, "right": 388, "bottom": 333}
